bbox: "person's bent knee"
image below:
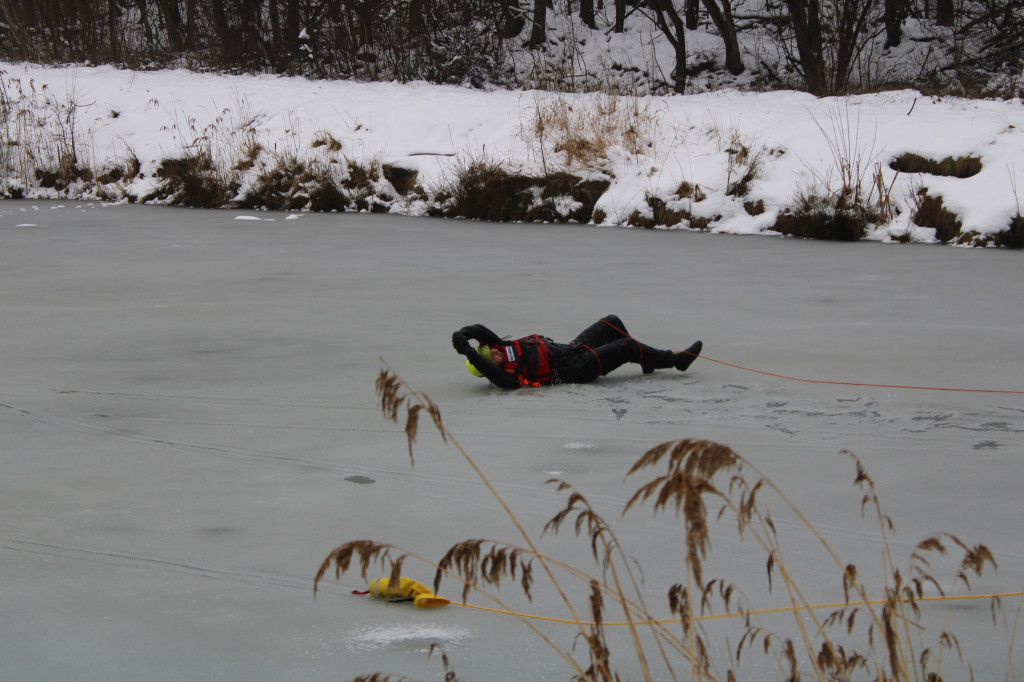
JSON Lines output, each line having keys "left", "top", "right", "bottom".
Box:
{"left": 602, "top": 314, "right": 624, "bottom": 328}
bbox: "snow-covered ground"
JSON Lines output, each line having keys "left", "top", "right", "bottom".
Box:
{"left": 1, "top": 201, "right": 1022, "bottom": 680}
{"left": 2, "top": 61, "right": 1024, "bottom": 243}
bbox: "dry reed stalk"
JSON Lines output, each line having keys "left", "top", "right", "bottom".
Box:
{"left": 545, "top": 480, "right": 665, "bottom": 679}
{"left": 373, "top": 365, "right": 592, "bottom": 646}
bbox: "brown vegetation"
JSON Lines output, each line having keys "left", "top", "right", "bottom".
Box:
{"left": 994, "top": 214, "right": 1024, "bottom": 249}
{"left": 773, "top": 192, "right": 873, "bottom": 241}
{"left": 774, "top": 210, "right": 868, "bottom": 241}
{"left": 912, "top": 192, "right": 963, "bottom": 244}
{"left": 146, "top": 151, "right": 237, "bottom": 208}
{"left": 891, "top": 153, "right": 983, "bottom": 179}
{"left": 432, "top": 161, "right": 609, "bottom": 223}
{"left": 627, "top": 195, "right": 713, "bottom": 230}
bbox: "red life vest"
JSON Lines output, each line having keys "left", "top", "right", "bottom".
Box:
{"left": 499, "top": 335, "right": 554, "bottom": 386}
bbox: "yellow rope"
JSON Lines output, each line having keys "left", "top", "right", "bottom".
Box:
{"left": 452, "top": 590, "right": 1024, "bottom": 627}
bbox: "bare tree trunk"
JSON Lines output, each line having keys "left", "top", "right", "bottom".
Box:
{"left": 236, "top": 0, "right": 262, "bottom": 64}
{"left": 580, "top": 0, "right": 596, "bottom": 29}
{"left": 700, "top": 0, "right": 743, "bottom": 74}
{"left": 184, "top": 0, "right": 196, "bottom": 49}
{"left": 494, "top": 0, "right": 525, "bottom": 37}
{"left": 156, "top": 0, "right": 184, "bottom": 51}
{"left": 529, "top": 0, "right": 547, "bottom": 47}
{"left": 670, "top": 35, "right": 687, "bottom": 92}
{"left": 936, "top": 0, "right": 954, "bottom": 26}
{"left": 785, "top": 0, "right": 828, "bottom": 95}
{"left": 73, "top": 0, "right": 94, "bottom": 58}
{"left": 283, "top": 0, "right": 300, "bottom": 58}
{"left": 356, "top": 0, "right": 375, "bottom": 49}
{"left": 135, "top": 0, "right": 154, "bottom": 48}
{"left": 107, "top": 0, "right": 121, "bottom": 61}
{"left": 884, "top": 0, "right": 906, "bottom": 47}
{"left": 648, "top": 0, "right": 687, "bottom": 92}
{"left": 208, "top": 0, "right": 237, "bottom": 63}
{"left": 686, "top": 0, "right": 699, "bottom": 29}
{"left": 834, "top": 0, "right": 873, "bottom": 90}
{"left": 615, "top": 0, "right": 625, "bottom": 32}
{"left": 268, "top": 0, "right": 282, "bottom": 57}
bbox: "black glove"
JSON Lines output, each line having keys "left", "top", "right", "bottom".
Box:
{"left": 452, "top": 333, "right": 472, "bottom": 355}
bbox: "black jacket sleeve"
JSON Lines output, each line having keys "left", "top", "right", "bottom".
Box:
{"left": 452, "top": 324, "right": 520, "bottom": 389}
{"left": 452, "top": 324, "right": 503, "bottom": 352}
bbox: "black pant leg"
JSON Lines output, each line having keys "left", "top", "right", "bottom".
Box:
{"left": 595, "top": 339, "right": 676, "bottom": 375}
{"left": 558, "top": 339, "right": 675, "bottom": 383}
{"left": 569, "top": 315, "right": 630, "bottom": 347}
{"left": 555, "top": 345, "right": 603, "bottom": 383}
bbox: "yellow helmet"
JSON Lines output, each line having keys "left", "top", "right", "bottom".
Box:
{"left": 466, "top": 345, "right": 490, "bottom": 377}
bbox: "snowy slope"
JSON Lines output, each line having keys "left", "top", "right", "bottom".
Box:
{"left": 2, "top": 61, "right": 1024, "bottom": 243}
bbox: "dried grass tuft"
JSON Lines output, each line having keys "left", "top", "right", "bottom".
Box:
{"left": 704, "top": 119, "right": 776, "bottom": 199}
{"left": 437, "top": 540, "right": 535, "bottom": 604}
{"left": 149, "top": 149, "right": 236, "bottom": 208}
{"left": 382, "top": 164, "right": 420, "bottom": 196}
{"left": 311, "top": 131, "right": 343, "bottom": 153}
{"left": 773, "top": 191, "right": 872, "bottom": 241}
{"left": 744, "top": 199, "right": 765, "bottom": 216}
{"left": 994, "top": 214, "right": 1024, "bottom": 249}
{"left": 432, "top": 154, "right": 608, "bottom": 223}
{"left": 313, "top": 539, "right": 405, "bottom": 599}
{"left": 628, "top": 191, "right": 715, "bottom": 230}
{"left": 521, "top": 91, "right": 657, "bottom": 173}
{"left": 891, "top": 153, "right": 983, "bottom": 179}
{"left": 912, "top": 191, "right": 963, "bottom": 243}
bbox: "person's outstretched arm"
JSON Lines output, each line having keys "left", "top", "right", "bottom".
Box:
{"left": 452, "top": 324, "right": 503, "bottom": 350}
{"left": 452, "top": 324, "right": 519, "bottom": 389}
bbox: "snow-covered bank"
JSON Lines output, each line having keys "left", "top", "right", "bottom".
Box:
{"left": 3, "top": 62, "right": 1024, "bottom": 245}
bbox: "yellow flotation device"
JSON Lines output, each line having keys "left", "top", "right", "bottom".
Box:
{"left": 357, "top": 576, "right": 450, "bottom": 608}
{"left": 466, "top": 345, "right": 491, "bottom": 378}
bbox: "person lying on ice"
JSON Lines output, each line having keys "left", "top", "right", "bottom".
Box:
{"left": 452, "top": 315, "right": 702, "bottom": 389}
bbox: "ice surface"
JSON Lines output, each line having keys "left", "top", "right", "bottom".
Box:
{"left": 1, "top": 201, "right": 1022, "bottom": 680}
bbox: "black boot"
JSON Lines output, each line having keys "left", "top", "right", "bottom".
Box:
{"left": 640, "top": 348, "right": 675, "bottom": 374}
{"left": 673, "top": 340, "right": 702, "bottom": 371}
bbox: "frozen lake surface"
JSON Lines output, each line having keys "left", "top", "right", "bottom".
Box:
{"left": 2, "top": 201, "right": 1022, "bottom": 680}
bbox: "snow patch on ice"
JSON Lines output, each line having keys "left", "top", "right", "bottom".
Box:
{"left": 343, "top": 623, "right": 473, "bottom": 652}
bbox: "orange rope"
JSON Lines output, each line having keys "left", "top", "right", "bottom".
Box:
{"left": 699, "top": 354, "right": 1024, "bottom": 395}
{"left": 581, "top": 344, "right": 603, "bottom": 374}
{"left": 452, "top": 589, "right": 1024, "bottom": 626}
{"left": 599, "top": 318, "right": 645, "bottom": 365}
{"left": 594, "top": 318, "right": 1021, "bottom": 395}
